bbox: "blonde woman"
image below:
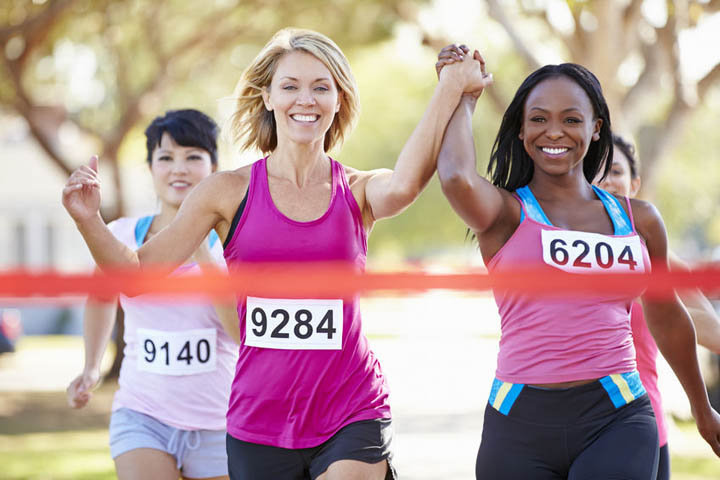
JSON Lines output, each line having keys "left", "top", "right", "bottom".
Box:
{"left": 62, "top": 28, "right": 491, "bottom": 479}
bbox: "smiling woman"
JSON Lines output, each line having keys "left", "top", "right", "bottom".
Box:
{"left": 64, "top": 109, "right": 239, "bottom": 480}
{"left": 61, "top": 27, "right": 491, "bottom": 480}
{"left": 435, "top": 45, "right": 720, "bottom": 479}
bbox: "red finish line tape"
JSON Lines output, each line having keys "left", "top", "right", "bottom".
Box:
{"left": 1, "top": 264, "right": 720, "bottom": 300}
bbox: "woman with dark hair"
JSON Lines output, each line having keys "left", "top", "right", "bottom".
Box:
{"left": 436, "top": 46, "right": 720, "bottom": 479}
{"left": 595, "top": 133, "right": 720, "bottom": 480}
{"left": 66, "top": 109, "right": 238, "bottom": 480}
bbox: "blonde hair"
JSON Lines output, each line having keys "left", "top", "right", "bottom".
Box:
{"left": 230, "top": 28, "right": 359, "bottom": 153}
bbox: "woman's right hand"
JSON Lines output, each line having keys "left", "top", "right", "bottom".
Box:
{"left": 437, "top": 45, "right": 492, "bottom": 98}
{"left": 62, "top": 155, "right": 102, "bottom": 224}
{"left": 436, "top": 44, "right": 468, "bottom": 79}
{"left": 66, "top": 368, "right": 101, "bottom": 409}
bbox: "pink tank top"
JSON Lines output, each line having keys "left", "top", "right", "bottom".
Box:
{"left": 631, "top": 302, "right": 668, "bottom": 446}
{"left": 109, "top": 216, "right": 237, "bottom": 431}
{"left": 488, "top": 186, "right": 651, "bottom": 384}
{"left": 223, "top": 157, "right": 391, "bottom": 448}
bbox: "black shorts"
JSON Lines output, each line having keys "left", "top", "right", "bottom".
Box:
{"left": 476, "top": 372, "right": 659, "bottom": 479}
{"left": 226, "top": 418, "right": 396, "bottom": 480}
{"left": 656, "top": 444, "right": 670, "bottom": 480}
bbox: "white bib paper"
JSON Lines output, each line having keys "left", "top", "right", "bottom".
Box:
{"left": 245, "top": 297, "right": 343, "bottom": 350}
{"left": 541, "top": 229, "right": 645, "bottom": 273}
{"left": 136, "top": 328, "right": 217, "bottom": 375}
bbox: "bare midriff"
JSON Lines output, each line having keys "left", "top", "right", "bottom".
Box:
{"left": 530, "top": 378, "right": 597, "bottom": 389}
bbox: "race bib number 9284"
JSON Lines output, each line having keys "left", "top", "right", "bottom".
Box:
{"left": 541, "top": 229, "right": 645, "bottom": 273}
{"left": 245, "top": 297, "right": 343, "bottom": 350}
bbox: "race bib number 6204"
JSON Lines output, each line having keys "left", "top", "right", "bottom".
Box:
{"left": 245, "top": 297, "right": 343, "bottom": 350}
{"left": 541, "top": 229, "right": 645, "bottom": 273}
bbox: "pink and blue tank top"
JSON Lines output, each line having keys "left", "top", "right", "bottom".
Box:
{"left": 222, "top": 157, "right": 391, "bottom": 448}
{"left": 110, "top": 216, "right": 237, "bottom": 431}
{"left": 487, "top": 185, "right": 651, "bottom": 384}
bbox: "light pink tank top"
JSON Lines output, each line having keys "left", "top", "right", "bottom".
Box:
{"left": 487, "top": 186, "right": 651, "bottom": 384}
{"left": 109, "top": 216, "right": 237, "bottom": 431}
{"left": 223, "top": 157, "right": 391, "bottom": 448}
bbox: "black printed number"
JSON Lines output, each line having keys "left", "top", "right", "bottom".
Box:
{"left": 549, "top": 238, "right": 636, "bottom": 271}
{"left": 595, "top": 242, "right": 614, "bottom": 269}
{"left": 317, "top": 310, "right": 336, "bottom": 339}
{"left": 550, "top": 239, "right": 569, "bottom": 265}
{"left": 294, "top": 310, "right": 313, "bottom": 339}
{"left": 177, "top": 341, "right": 193, "bottom": 365}
{"left": 271, "top": 309, "right": 290, "bottom": 338}
{"left": 143, "top": 338, "right": 212, "bottom": 366}
{"left": 572, "top": 240, "right": 591, "bottom": 268}
{"left": 250, "top": 308, "right": 336, "bottom": 340}
{"left": 197, "top": 339, "right": 211, "bottom": 363}
{"left": 251, "top": 308, "right": 267, "bottom": 336}
{"left": 617, "top": 245, "right": 638, "bottom": 271}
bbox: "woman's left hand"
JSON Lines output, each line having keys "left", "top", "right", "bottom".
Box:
{"left": 695, "top": 407, "right": 720, "bottom": 456}
{"left": 436, "top": 44, "right": 490, "bottom": 100}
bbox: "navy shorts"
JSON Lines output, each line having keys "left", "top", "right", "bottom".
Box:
{"left": 476, "top": 372, "right": 659, "bottom": 479}
{"left": 226, "top": 418, "right": 396, "bottom": 480}
{"left": 656, "top": 444, "right": 670, "bottom": 480}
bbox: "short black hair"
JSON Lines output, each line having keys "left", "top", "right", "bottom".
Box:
{"left": 145, "top": 109, "right": 219, "bottom": 165}
{"left": 487, "top": 63, "right": 613, "bottom": 191}
{"left": 612, "top": 133, "right": 639, "bottom": 179}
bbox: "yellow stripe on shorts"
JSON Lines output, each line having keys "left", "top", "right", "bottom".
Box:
{"left": 609, "top": 374, "right": 635, "bottom": 405}
{"left": 492, "top": 381, "right": 513, "bottom": 411}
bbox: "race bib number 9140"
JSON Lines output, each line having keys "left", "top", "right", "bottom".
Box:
{"left": 541, "top": 229, "right": 645, "bottom": 273}
{"left": 245, "top": 297, "right": 343, "bottom": 350}
{"left": 136, "top": 328, "right": 217, "bottom": 376}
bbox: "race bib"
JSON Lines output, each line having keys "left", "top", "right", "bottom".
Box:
{"left": 245, "top": 297, "right": 343, "bottom": 350}
{"left": 136, "top": 328, "right": 217, "bottom": 375}
{"left": 541, "top": 230, "right": 645, "bottom": 273}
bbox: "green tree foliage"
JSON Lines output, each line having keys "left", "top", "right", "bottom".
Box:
{"left": 0, "top": 0, "right": 422, "bottom": 218}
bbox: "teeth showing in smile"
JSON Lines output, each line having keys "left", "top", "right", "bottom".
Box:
{"left": 542, "top": 147, "right": 569, "bottom": 155}
{"left": 291, "top": 114, "right": 319, "bottom": 123}
{"left": 170, "top": 181, "right": 190, "bottom": 187}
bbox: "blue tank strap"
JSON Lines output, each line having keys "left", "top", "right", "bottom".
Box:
{"left": 135, "top": 214, "right": 219, "bottom": 249}
{"left": 515, "top": 186, "right": 552, "bottom": 226}
{"left": 516, "top": 185, "right": 634, "bottom": 235}
{"left": 208, "top": 230, "right": 219, "bottom": 248}
{"left": 134, "top": 215, "right": 154, "bottom": 248}
{"left": 591, "top": 186, "right": 633, "bottom": 236}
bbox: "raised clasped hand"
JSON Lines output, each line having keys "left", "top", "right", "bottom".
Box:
{"left": 436, "top": 44, "right": 493, "bottom": 100}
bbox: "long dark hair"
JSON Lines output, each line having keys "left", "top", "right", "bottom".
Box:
{"left": 488, "top": 64, "right": 613, "bottom": 191}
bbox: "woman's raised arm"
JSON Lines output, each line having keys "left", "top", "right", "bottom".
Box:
{"left": 63, "top": 156, "right": 226, "bottom": 269}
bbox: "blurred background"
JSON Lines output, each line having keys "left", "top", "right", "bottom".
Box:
{"left": 1, "top": 0, "right": 720, "bottom": 478}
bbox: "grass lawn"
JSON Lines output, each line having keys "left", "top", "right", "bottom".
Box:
{"left": 0, "top": 430, "right": 115, "bottom": 479}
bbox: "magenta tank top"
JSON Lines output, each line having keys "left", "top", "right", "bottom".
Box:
{"left": 223, "top": 157, "right": 391, "bottom": 448}
{"left": 487, "top": 186, "right": 651, "bottom": 384}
